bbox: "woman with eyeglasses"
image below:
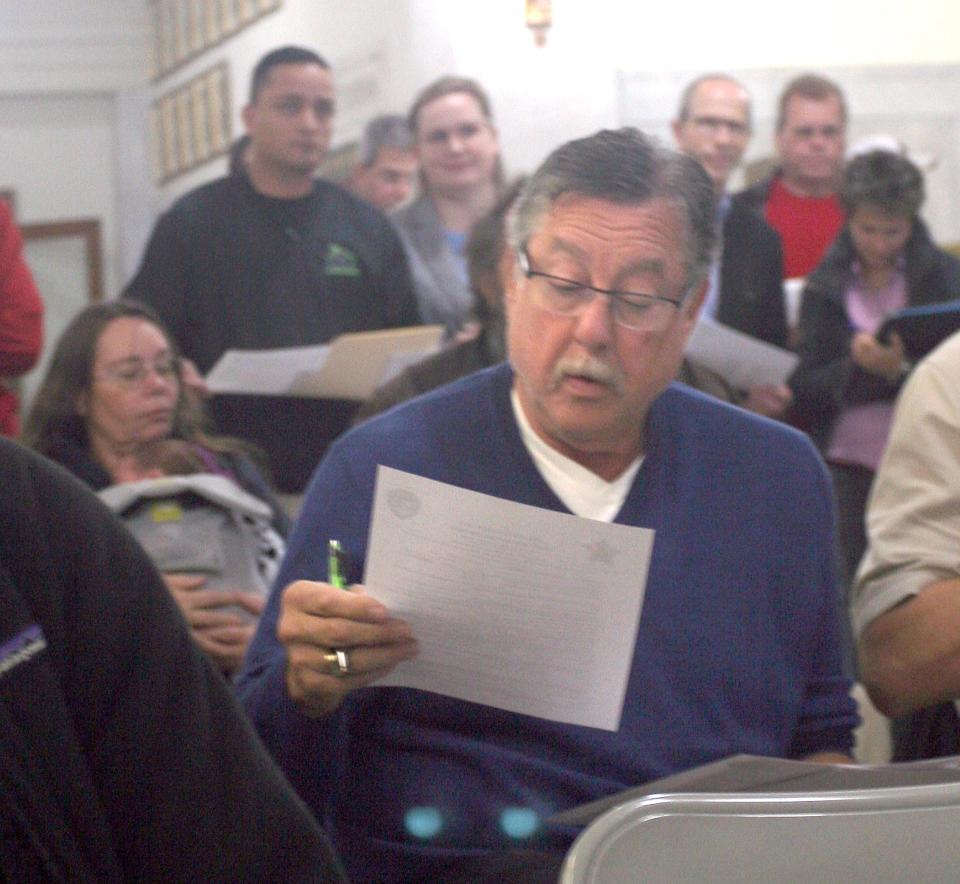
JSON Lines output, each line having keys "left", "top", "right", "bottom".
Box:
{"left": 22, "top": 299, "right": 288, "bottom": 675}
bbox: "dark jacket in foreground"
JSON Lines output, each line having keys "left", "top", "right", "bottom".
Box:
{"left": 0, "top": 439, "right": 344, "bottom": 882}
{"left": 789, "top": 219, "right": 960, "bottom": 448}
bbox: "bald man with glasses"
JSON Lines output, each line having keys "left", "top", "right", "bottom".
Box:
{"left": 672, "top": 73, "right": 790, "bottom": 417}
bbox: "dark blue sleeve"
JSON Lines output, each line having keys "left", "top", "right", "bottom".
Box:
{"left": 787, "top": 447, "right": 859, "bottom": 757}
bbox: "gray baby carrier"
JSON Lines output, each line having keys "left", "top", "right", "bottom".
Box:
{"left": 98, "top": 474, "right": 284, "bottom": 606}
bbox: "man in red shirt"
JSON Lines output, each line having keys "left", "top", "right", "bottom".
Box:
{"left": 0, "top": 200, "right": 43, "bottom": 436}
{"left": 736, "top": 74, "right": 847, "bottom": 280}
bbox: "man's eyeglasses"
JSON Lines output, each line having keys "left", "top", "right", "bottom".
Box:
{"left": 689, "top": 115, "right": 749, "bottom": 137}
{"left": 517, "top": 247, "right": 684, "bottom": 331}
{"left": 96, "top": 356, "right": 179, "bottom": 388}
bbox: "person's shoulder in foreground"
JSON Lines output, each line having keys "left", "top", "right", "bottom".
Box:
{"left": 854, "top": 331, "right": 960, "bottom": 732}
{"left": 0, "top": 438, "right": 345, "bottom": 882}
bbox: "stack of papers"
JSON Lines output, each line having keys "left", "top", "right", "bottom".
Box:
{"left": 204, "top": 325, "right": 443, "bottom": 400}
{"left": 685, "top": 318, "right": 798, "bottom": 389}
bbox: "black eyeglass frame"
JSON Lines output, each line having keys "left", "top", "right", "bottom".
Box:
{"left": 516, "top": 247, "right": 685, "bottom": 324}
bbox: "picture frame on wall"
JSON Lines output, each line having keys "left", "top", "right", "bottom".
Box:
{"left": 174, "top": 89, "right": 195, "bottom": 170}
{"left": 151, "top": 0, "right": 283, "bottom": 80}
{"left": 187, "top": 0, "right": 205, "bottom": 54}
{"left": 219, "top": 0, "right": 238, "bottom": 36}
{"left": 151, "top": 61, "right": 232, "bottom": 183}
{"left": 191, "top": 78, "right": 212, "bottom": 163}
{"left": 148, "top": 0, "right": 163, "bottom": 78}
{"left": 236, "top": 0, "right": 256, "bottom": 25}
{"left": 161, "top": 0, "right": 179, "bottom": 73}
{"left": 173, "top": 0, "right": 191, "bottom": 65}
{"left": 149, "top": 106, "right": 164, "bottom": 184}
{"left": 202, "top": 0, "right": 221, "bottom": 45}
{"left": 210, "top": 63, "right": 232, "bottom": 156}
{"left": 159, "top": 95, "right": 179, "bottom": 179}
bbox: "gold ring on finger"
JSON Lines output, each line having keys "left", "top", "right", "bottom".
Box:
{"left": 322, "top": 648, "right": 351, "bottom": 677}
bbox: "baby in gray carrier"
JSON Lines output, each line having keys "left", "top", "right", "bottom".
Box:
{"left": 98, "top": 440, "right": 284, "bottom": 616}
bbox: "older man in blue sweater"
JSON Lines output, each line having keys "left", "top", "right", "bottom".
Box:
{"left": 239, "top": 128, "right": 856, "bottom": 883}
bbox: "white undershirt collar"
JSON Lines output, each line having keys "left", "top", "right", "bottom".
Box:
{"left": 510, "top": 388, "right": 642, "bottom": 522}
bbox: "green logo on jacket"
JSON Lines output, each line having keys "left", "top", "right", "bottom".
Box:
{"left": 323, "top": 243, "right": 362, "bottom": 277}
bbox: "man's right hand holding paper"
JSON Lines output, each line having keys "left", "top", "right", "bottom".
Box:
{"left": 278, "top": 580, "right": 418, "bottom": 717}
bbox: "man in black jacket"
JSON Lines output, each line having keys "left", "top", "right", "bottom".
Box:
{"left": 125, "top": 46, "right": 419, "bottom": 491}
{"left": 672, "top": 73, "right": 791, "bottom": 417}
{"left": 0, "top": 438, "right": 345, "bottom": 881}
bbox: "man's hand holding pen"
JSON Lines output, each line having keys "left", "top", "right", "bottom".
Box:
{"left": 278, "top": 580, "right": 419, "bottom": 717}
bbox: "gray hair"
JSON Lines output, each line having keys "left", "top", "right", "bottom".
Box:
{"left": 676, "top": 73, "right": 753, "bottom": 131}
{"left": 358, "top": 114, "right": 414, "bottom": 167}
{"left": 508, "top": 128, "right": 718, "bottom": 293}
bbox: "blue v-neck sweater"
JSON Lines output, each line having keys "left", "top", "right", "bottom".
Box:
{"left": 240, "top": 363, "right": 856, "bottom": 883}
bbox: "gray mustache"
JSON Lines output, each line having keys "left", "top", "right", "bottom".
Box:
{"left": 552, "top": 358, "right": 625, "bottom": 394}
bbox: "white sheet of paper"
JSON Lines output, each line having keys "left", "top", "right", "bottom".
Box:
{"left": 205, "top": 344, "right": 331, "bottom": 395}
{"left": 685, "top": 317, "right": 799, "bottom": 389}
{"left": 783, "top": 277, "right": 806, "bottom": 329}
{"left": 364, "top": 466, "right": 654, "bottom": 731}
{"left": 378, "top": 347, "right": 440, "bottom": 387}
{"left": 204, "top": 326, "right": 443, "bottom": 399}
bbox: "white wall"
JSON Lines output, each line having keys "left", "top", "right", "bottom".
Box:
{"left": 148, "top": 0, "right": 960, "bottom": 201}
{"left": 0, "top": 0, "right": 149, "bottom": 293}
{"left": 395, "top": 0, "right": 960, "bottom": 179}
{"left": 9, "top": 0, "right": 960, "bottom": 276}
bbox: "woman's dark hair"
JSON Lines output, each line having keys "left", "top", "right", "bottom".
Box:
{"left": 841, "top": 149, "right": 925, "bottom": 218}
{"left": 22, "top": 299, "right": 242, "bottom": 461}
{"left": 466, "top": 176, "right": 527, "bottom": 323}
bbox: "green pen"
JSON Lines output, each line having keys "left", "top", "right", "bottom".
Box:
{"left": 328, "top": 539, "right": 349, "bottom": 590}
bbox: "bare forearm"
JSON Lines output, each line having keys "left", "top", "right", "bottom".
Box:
{"left": 859, "top": 578, "right": 960, "bottom": 717}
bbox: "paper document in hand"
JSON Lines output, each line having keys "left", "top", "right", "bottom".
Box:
{"left": 203, "top": 325, "right": 443, "bottom": 399}
{"left": 685, "top": 318, "right": 798, "bottom": 389}
{"left": 204, "top": 344, "right": 331, "bottom": 395}
{"left": 364, "top": 466, "right": 654, "bottom": 730}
